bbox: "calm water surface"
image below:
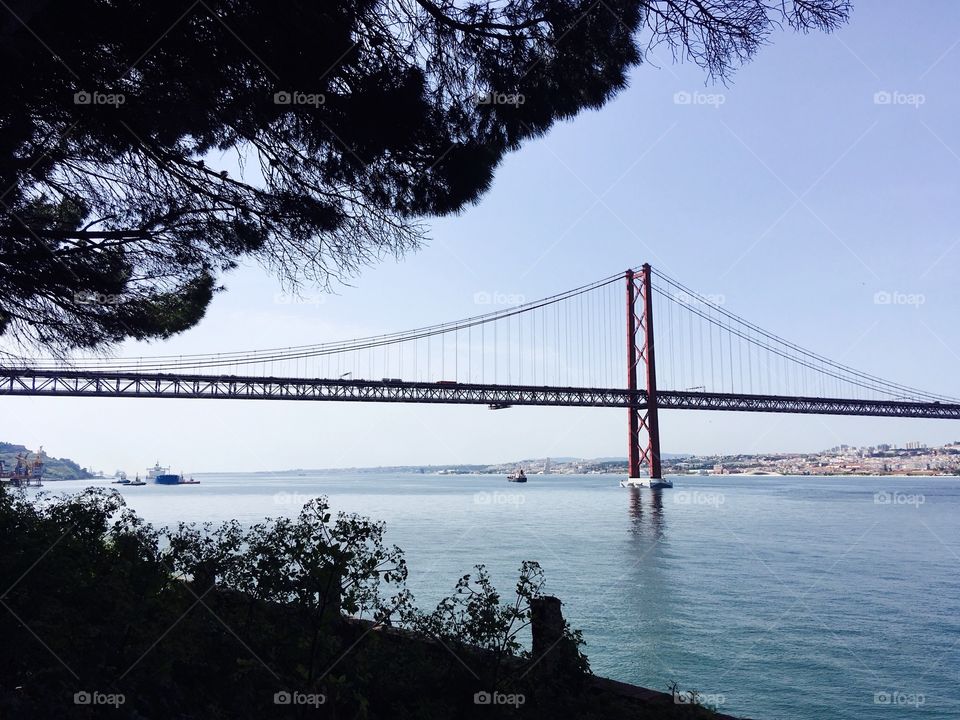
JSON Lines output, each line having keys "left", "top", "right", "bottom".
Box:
{"left": 37, "top": 473, "right": 960, "bottom": 720}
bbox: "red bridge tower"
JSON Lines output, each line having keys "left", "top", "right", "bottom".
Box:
{"left": 626, "top": 264, "right": 662, "bottom": 479}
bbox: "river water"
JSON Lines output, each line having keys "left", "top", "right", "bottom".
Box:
{"left": 32, "top": 473, "right": 960, "bottom": 719}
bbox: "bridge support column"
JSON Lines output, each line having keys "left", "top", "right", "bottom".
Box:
{"left": 626, "top": 265, "right": 662, "bottom": 479}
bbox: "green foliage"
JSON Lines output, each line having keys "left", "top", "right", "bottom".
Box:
{"left": 419, "top": 561, "right": 546, "bottom": 657}
{"left": 0, "top": 486, "right": 724, "bottom": 719}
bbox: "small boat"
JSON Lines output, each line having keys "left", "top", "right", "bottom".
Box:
{"left": 112, "top": 471, "right": 129, "bottom": 484}
{"left": 620, "top": 477, "right": 673, "bottom": 489}
{"left": 507, "top": 468, "right": 527, "bottom": 483}
{"left": 127, "top": 474, "right": 146, "bottom": 486}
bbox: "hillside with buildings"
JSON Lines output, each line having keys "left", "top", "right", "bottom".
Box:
{"left": 477, "top": 442, "right": 960, "bottom": 477}
{"left": 668, "top": 442, "right": 960, "bottom": 476}
{"left": 0, "top": 443, "right": 93, "bottom": 481}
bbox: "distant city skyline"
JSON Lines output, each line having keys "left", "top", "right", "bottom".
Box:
{"left": 5, "top": 3, "right": 960, "bottom": 472}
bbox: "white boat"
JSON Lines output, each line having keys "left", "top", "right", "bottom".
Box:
{"left": 146, "top": 461, "right": 170, "bottom": 480}
{"left": 620, "top": 477, "right": 674, "bottom": 489}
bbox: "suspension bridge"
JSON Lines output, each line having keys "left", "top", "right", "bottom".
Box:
{"left": 2, "top": 265, "right": 958, "bottom": 480}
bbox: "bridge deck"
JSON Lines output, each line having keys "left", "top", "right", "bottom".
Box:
{"left": 2, "top": 370, "right": 958, "bottom": 419}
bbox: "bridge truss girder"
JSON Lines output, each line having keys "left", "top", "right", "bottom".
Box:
{"left": 657, "top": 390, "right": 960, "bottom": 419}
{"left": 3, "top": 370, "right": 958, "bottom": 419}
{"left": 0, "top": 370, "right": 630, "bottom": 407}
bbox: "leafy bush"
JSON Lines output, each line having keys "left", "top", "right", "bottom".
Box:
{"left": 0, "top": 486, "right": 719, "bottom": 719}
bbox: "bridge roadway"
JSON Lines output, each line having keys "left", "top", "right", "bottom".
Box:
{"left": 2, "top": 369, "right": 959, "bottom": 420}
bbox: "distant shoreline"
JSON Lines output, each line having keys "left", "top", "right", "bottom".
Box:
{"left": 167, "top": 469, "right": 960, "bottom": 479}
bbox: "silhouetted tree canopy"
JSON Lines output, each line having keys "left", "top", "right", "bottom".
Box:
{"left": 0, "top": 0, "right": 850, "bottom": 352}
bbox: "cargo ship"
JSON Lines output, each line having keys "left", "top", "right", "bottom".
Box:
{"left": 151, "top": 464, "right": 200, "bottom": 485}
{"left": 146, "top": 461, "right": 169, "bottom": 480}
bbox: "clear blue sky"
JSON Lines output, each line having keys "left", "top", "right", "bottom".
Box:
{"left": 7, "top": 2, "right": 960, "bottom": 473}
